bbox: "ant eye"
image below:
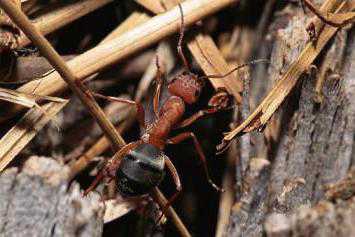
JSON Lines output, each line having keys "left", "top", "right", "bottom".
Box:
{"left": 194, "top": 90, "right": 200, "bottom": 97}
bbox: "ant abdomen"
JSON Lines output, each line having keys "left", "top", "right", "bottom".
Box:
{"left": 116, "top": 143, "right": 165, "bottom": 196}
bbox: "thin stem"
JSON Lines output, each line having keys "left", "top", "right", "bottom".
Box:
{"left": 0, "top": 1, "right": 190, "bottom": 235}
{"left": 2, "top": 0, "right": 236, "bottom": 122}
{"left": 0, "top": 0, "right": 124, "bottom": 150}
{"left": 18, "top": 0, "right": 114, "bottom": 47}
{"left": 151, "top": 188, "right": 191, "bottom": 237}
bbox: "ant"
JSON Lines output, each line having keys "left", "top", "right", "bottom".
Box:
{"left": 84, "top": 4, "right": 265, "bottom": 210}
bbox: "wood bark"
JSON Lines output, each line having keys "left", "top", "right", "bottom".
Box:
{"left": 0, "top": 156, "right": 104, "bottom": 237}
{"left": 226, "top": 3, "right": 355, "bottom": 237}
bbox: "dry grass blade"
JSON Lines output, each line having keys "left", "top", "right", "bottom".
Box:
{"left": 1, "top": 0, "right": 235, "bottom": 122}
{"left": 68, "top": 42, "right": 174, "bottom": 180}
{"left": 0, "top": 87, "right": 65, "bottom": 128}
{"left": 18, "top": 0, "right": 236, "bottom": 96}
{"left": 187, "top": 35, "right": 243, "bottom": 102}
{"left": 100, "top": 12, "right": 150, "bottom": 44}
{"left": 0, "top": 87, "right": 64, "bottom": 108}
{"left": 0, "top": 87, "right": 44, "bottom": 108}
{"left": 303, "top": 0, "right": 355, "bottom": 27}
{"left": 135, "top": 0, "right": 165, "bottom": 13}
{"left": 219, "top": 0, "right": 352, "bottom": 149}
{"left": 0, "top": 1, "right": 191, "bottom": 235}
{"left": 67, "top": 12, "right": 151, "bottom": 180}
{"left": 0, "top": 0, "right": 126, "bottom": 149}
{"left": 18, "top": 0, "right": 114, "bottom": 47}
{"left": 0, "top": 100, "right": 68, "bottom": 171}
{"left": 0, "top": 0, "right": 113, "bottom": 50}
{"left": 138, "top": 0, "right": 243, "bottom": 102}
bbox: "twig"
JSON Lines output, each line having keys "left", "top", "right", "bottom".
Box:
{"left": 151, "top": 188, "right": 191, "bottom": 237}
{"left": 68, "top": 41, "right": 175, "bottom": 179}
{"left": 66, "top": 12, "right": 152, "bottom": 178}
{"left": 302, "top": 0, "right": 355, "bottom": 27}
{"left": 67, "top": 111, "right": 135, "bottom": 180}
{"left": 135, "top": 0, "right": 166, "bottom": 13}
{"left": 0, "top": 0, "right": 113, "bottom": 50}
{"left": 0, "top": 2, "right": 191, "bottom": 235}
{"left": 215, "top": 145, "right": 236, "bottom": 237}
{"left": 0, "top": 0, "right": 125, "bottom": 150}
{"left": 140, "top": 0, "right": 243, "bottom": 102}
{"left": 1, "top": 0, "right": 237, "bottom": 122}
{"left": 18, "top": 0, "right": 114, "bottom": 47}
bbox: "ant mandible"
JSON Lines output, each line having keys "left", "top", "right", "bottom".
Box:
{"left": 84, "top": 4, "right": 264, "bottom": 206}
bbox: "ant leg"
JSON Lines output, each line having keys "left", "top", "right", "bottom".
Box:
{"left": 153, "top": 55, "right": 163, "bottom": 118}
{"left": 92, "top": 92, "right": 146, "bottom": 130}
{"left": 166, "top": 132, "right": 224, "bottom": 192}
{"left": 83, "top": 141, "right": 142, "bottom": 196}
{"left": 176, "top": 89, "right": 232, "bottom": 128}
{"left": 175, "top": 108, "right": 219, "bottom": 128}
{"left": 164, "top": 156, "right": 182, "bottom": 199}
{"left": 157, "top": 156, "right": 182, "bottom": 223}
{"left": 177, "top": 4, "right": 190, "bottom": 71}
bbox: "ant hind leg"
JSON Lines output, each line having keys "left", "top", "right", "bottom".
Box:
{"left": 167, "top": 132, "right": 224, "bottom": 192}
{"left": 156, "top": 156, "right": 182, "bottom": 224}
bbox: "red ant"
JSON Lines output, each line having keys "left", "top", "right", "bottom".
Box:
{"left": 84, "top": 4, "right": 265, "bottom": 209}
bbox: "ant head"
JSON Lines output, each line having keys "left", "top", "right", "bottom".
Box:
{"left": 116, "top": 143, "right": 165, "bottom": 197}
{"left": 168, "top": 71, "right": 203, "bottom": 104}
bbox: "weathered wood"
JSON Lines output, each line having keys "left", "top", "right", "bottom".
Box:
{"left": 265, "top": 197, "right": 355, "bottom": 237}
{"left": 0, "top": 156, "right": 104, "bottom": 237}
{"left": 226, "top": 1, "right": 355, "bottom": 236}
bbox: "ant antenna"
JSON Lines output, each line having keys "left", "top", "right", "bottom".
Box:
{"left": 198, "top": 59, "right": 269, "bottom": 80}
{"left": 177, "top": 4, "right": 190, "bottom": 71}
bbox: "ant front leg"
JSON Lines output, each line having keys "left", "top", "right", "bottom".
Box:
{"left": 175, "top": 108, "right": 219, "bottom": 128}
{"left": 92, "top": 92, "right": 146, "bottom": 130}
{"left": 167, "top": 132, "right": 224, "bottom": 192}
{"left": 176, "top": 89, "right": 233, "bottom": 128}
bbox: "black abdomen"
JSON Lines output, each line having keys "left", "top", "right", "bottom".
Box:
{"left": 116, "top": 143, "right": 165, "bottom": 196}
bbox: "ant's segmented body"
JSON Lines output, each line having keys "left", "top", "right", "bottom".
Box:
{"left": 87, "top": 58, "right": 229, "bottom": 198}
{"left": 84, "top": 4, "right": 264, "bottom": 206}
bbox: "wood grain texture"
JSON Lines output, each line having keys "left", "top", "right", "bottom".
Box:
{"left": 227, "top": 1, "right": 355, "bottom": 236}
{"left": 0, "top": 156, "right": 104, "bottom": 236}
